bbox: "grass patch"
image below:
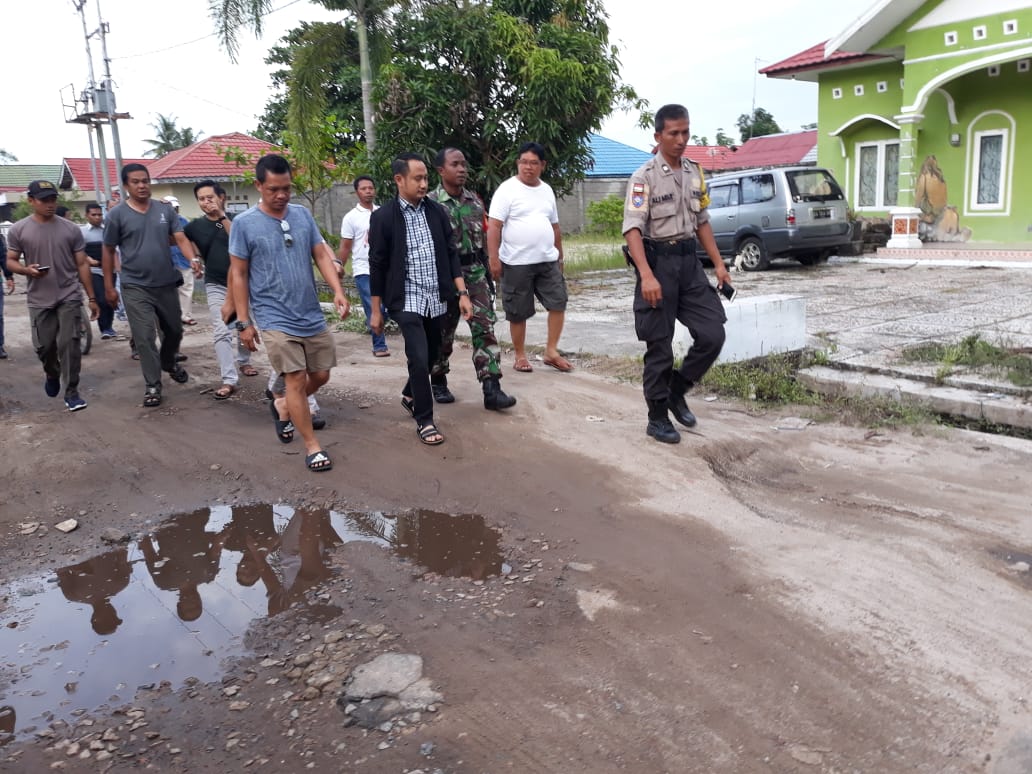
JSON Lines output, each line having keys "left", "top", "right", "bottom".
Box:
{"left": 700, "top": 352, "right": 821, "bottom": 405}
{"left": 901, "top": 333, "right": 1032, "bottom": 386}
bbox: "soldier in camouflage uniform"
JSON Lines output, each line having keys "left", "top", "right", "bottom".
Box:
{"left": 428, "top": 148, "right": 516, "bottom": 411}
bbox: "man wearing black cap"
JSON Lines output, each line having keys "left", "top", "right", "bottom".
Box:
{"left": 4, "top": 180, "right": 99, "bottom": 411}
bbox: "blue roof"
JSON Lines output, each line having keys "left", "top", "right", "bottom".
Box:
{"left": 586, "top": 133, "right": 652, "bottom": 177}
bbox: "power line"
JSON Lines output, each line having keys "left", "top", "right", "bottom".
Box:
{"left": 112, "top": 0, "right": 306, "bottom": 60}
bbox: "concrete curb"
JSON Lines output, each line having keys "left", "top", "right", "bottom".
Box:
{"left": 798, "top": 366, "right": 1032, "bottom": 430}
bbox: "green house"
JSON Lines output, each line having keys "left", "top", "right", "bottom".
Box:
{"left": 762, "top": 0, "right": 1032, "bottom": 246}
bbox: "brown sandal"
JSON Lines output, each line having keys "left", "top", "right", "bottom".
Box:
{"left": 214, "top": 384, "right": 236, "bottom": 400}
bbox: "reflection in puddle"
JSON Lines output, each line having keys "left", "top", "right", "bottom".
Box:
{"left": 0, "top": 506, "right": 501, "bottom": 742}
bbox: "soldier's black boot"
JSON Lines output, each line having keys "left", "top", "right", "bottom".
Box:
{"left": 667, "top": 371, "right": 697, "bottom": 428}
{"left": 646, "top": 400, "right": 680, "bottom": 444}
{"left": 431, "top": 375, "right": 455, "bottom": 404}
{"left": 483, "top": 377, "right": 516, "bottom": 411}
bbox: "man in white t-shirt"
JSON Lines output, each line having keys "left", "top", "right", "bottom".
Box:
{"left": 337, "top": 176, "right": 389, "bottom": 356}
{"left": 487, "top": 142, "right": 571, "bottom": 373}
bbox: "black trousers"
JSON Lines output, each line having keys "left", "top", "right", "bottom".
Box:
{"left": 634, "top": 252, "right": 726, "bottom": 402}
{"left": 90, "top": 273, "right": 115, "bottom": 333}
{"left": 395, "top": 311, "right": 443, "bottom": 425}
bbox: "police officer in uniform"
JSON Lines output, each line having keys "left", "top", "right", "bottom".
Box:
{"left": 622, "top": 104, "right": 732, "bottom": 444}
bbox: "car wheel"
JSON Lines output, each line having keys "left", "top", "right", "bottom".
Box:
{"left": 737, "top": 237, "right": 769, "bottom": 271}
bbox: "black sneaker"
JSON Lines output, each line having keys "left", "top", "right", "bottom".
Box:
{"left": 64, "top": 395, "right": 88, "bottom": 412}
{"left": 432, "top": 383, "right": 455, "bottom": 404}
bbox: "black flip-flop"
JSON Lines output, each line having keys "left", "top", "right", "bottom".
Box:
{"left": 305, "top": 451, "right": 333, "bottom": 472}
{"left": 269, "top": 399, "right": 294, "bottom": 443}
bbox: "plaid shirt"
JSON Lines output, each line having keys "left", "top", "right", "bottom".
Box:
{"left": 400, "top": 198, "right": 446, "bottom": 317}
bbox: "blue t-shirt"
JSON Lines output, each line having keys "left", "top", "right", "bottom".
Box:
{"left": 228, "top": 204, "right": 327, "bottom": 337}
{"left": 170, "top": 214, "right": 190, "bottom": 269}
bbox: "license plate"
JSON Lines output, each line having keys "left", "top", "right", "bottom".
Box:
{"left": 812, "top": 207, "right": 831, "bottom": 219}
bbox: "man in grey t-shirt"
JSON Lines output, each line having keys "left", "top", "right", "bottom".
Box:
{"left": 5, "top": 180, "right": 99, "bottom": 411}
{"left": 103, "top": 163, "right": 202, "bottom": 407}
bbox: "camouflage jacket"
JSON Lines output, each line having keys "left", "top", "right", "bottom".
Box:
{"left": 428, "top": 185, "right": 486, "bottom": 258}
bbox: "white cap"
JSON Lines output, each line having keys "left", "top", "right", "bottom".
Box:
{"left": 162, "top": 195, "right": 180, "bottom": 208}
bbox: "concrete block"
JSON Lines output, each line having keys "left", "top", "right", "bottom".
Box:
{"left": 673, "top": 293, "right": 806, "bottom": 364}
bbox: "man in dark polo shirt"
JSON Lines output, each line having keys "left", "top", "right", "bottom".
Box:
{"left": 185, "top": 180, "right": 257, "bottom": 400}
{"left": 102, "top": 163, "right": 202, "bottom": 407}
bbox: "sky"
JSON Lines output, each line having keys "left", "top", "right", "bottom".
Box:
{"left": 2, "top": 0, "right": 874, "bottom": 166}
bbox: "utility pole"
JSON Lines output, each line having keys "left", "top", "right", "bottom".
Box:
{"left": 94, "top": 0, "right": 125, "bottom": 174}
{"left": 73, "top": 0, "right": 110, "bottom": 206}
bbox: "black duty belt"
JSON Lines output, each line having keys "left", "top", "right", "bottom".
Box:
{"left": 644, "top": 238, "right": 696, "bottom": 257}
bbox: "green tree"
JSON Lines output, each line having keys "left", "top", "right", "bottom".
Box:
{"left": 715, "top": 128, "right": 735, "bottom": 147}
{"left": 210, "top": 0, "right": 394, "bottom": 154}
{"left": 585, "top": 194, "right": 624, "bottom": 238}
{"left": 143, "top": 113, "right": 203, "bottom": 157}
{"left": 0, "top": 148, "right": 16, "bottom": 163}
{"left": 691, "top": 134, "right": 709, "bottom": 146}
{"left": 736, "top": 107, "right": 782, "bottom": 143}
{"left": 255, "top": 21, "right": 364, "bottom": 154}
{"left": 373, "top": 0, "right": 642, "bottom": 200}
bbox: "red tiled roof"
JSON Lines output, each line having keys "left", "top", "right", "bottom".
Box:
{"left": 62, "top": 157, "right": 150, "bottom": 192}
{"left": 147, "top": 133, "right": 278, "bottom": 182}
{"left": 760, "top": 40, "right": 891, "bottom": 77}
{"left": 682, "top": 145, "right": 740, "bottom": 172}
{"left": 729, "top": 130, "right": 817, "bottom": 168}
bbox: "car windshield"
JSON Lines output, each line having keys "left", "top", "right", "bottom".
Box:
{"left": 786, "top": 170, "right": 845, "bottom": 203}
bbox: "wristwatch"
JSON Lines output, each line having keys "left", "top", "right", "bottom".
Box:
{"left": 458, "top": 289, "right": 470, "bottom": 297}
{"left": 234, "top": 319, "right": 252, "bottom": 331}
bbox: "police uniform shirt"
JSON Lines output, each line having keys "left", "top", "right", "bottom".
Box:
{"left": 621, "top": 156, "right": 711, "bottom": 241}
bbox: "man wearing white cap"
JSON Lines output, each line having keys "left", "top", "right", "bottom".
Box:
{"left": 163, "top": 195, "right": 196, "bottom": 325}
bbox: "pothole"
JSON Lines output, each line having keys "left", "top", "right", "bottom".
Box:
{"left": 0, "top": 504, "right": 502, "bottom": 742}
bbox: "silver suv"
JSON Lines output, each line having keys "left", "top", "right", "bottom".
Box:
{"left": 699, "top": 166, "right": 851, "bottom": 271}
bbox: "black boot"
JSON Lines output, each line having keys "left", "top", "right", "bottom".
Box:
{"left": 483, "top": 377, "right": 516, "bottom": 411}
{"left": 646, "top": 400, "right": 680, "bottom": 444}
{"left": 431, "top": 375, "right": 455, "bottom": 404}
{"left": 667, "top": 371, "right": 697, "bottom": 428}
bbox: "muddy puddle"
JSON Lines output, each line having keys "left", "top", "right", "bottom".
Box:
{"left": 0, "top": 505, "right": 502, "bottom": 742}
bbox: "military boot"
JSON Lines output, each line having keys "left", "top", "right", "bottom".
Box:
{"left": 667, "top": 371, "right": 697, "bottom": 428}
{"left": 646, "top": 400, "right": 680, "bottom": 444}
{"left": 483, "top": 377, "right": 516, "bottom": 411}
{"left": 431, "top": 374, "right": 455, "bottom": 404}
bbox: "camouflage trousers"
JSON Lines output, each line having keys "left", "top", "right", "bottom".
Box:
{"left": 431, "top": 263, "right": 502, "bottom": 382}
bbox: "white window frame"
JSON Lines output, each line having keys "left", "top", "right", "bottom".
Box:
{"left": 969, "top": 128, "right": 1009, "bottom": 212}
{"left": 973, "top": 25, "right": 987, "bottom": 41}
{"left": 988, "top": 65, "right": 1001, "bottom": 76}
{"left": 854, "top": 84, "right": 865, "bottom": 96}
{"left": 831, "top": 87, "right": 843, "bottom": 99}
{"left": 944, "top": 31, "right": 958, "bottom": 45}
{"left": 853, "top": 139, "right": 900, "bottom": 211}
{"left": 876, "top": 81, "right": 888, "bottom": 93}
{"left": 1003, "top": 20, "right": 1018, "bottom": 35}
{"left": 1018, "top": 59, "right": 1030, "bottom": 73}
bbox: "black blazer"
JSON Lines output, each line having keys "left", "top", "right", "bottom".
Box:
{"left": 368, "top": 197, "right": 460, "bottom": 314}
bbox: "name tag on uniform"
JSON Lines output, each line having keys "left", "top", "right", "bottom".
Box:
{"left": 631, "top": 183, "right": 645, "bottom": 209}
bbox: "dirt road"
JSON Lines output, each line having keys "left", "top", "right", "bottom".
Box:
{"left": 1, "top": 296, "right": 1029, "bottom": 773}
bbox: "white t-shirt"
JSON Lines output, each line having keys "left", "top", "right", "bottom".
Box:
{"left": 339, "top": 202, "right": 378, "bottom": 276}
{"left": 488, "top": 176, "right": 559, "bottom": 266}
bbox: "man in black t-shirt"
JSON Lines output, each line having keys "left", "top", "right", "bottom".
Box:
{"left": 184, "top": 180, "right": 256, "bottom": 400}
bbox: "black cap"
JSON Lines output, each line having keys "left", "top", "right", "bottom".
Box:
{"left": 27, "top": 180, "right": 59, "bottom": 199}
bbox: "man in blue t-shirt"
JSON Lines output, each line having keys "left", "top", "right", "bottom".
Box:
{"left": 229, "top": 154, "right": 349, "bottom": 473}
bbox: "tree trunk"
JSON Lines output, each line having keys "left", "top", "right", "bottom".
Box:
{"left": 356, "top": 10, "right": 376, "bottom": 154}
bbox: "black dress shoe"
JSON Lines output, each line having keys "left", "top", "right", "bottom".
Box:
{"left": 175, "top": 353, "right": 188, "bottom": 363}
{"left": 646, "top": 418, "right": 681, "bottom": 444}
{"left": 432, "top": 383, "right": 455, "bottom": 404}
{"left": 667, "top": 393, "right": 697, "bottom": 428}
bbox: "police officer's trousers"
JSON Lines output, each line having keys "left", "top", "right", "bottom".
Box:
{"left": 633, "top": 252, "right": 726, "bottom": 402}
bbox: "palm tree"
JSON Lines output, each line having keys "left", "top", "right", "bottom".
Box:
{"left": 210, "top": 0, "right": 392, "bottom": 153}
{"left": 143, "top": 114, "right": 203, "bottom": 158}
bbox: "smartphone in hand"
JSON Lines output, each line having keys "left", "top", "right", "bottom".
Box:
{"left": 718, "top": 283, "right": 736, "bottom": 303}
{"left": 36, "top": 266, "right": 51, "bottom": 273}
